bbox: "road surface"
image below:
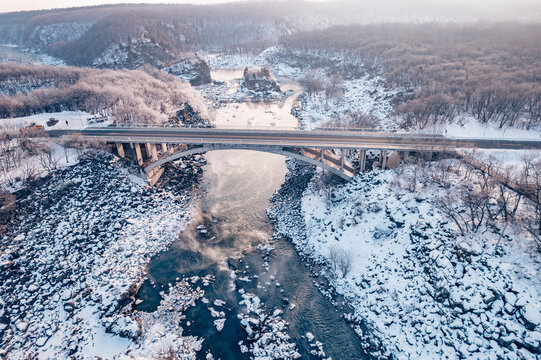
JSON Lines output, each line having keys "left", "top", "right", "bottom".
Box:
{"left": 48, "top": 127, "right": 541, "bottom": 151}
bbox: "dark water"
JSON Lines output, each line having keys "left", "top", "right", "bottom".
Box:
{"left": 135, "top": 150, "right": 368, "bottom": 359}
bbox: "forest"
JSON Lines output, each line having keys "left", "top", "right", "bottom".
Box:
{"left": 281, "top": 22, "right": 541, "bottom": 130}
{"left": 0, "top": 2, "right": 309, "bottom": 66}
{"left": 0, "top": 63, "right": 208, "bottom": 124}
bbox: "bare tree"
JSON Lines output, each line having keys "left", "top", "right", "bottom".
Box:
{"left": 328, "top": 246, "right": 353, "bottom": 278}
{"left": 325, "top": 73, "right": 345, "bottom": 105}
{"left": 38, "top": 145, "right": 60, "bottom": 172}
{"left": 436, "top": 182, "right": 492, "bottom": 237}
{"left": 20, "top": 160, "right": 38, "bottom": 183}
{"left": 302, "top": 70, "right": 326, "bottom": 97}
{"left": 520, "top": 155, "right": 541, "bottom": 251}
{"left": 0, "top": 190, "right": 16, "bottom": 234}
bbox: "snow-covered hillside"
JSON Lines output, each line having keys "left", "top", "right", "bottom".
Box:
{"left": 270, "top": 161, "right": 541, "bottom": 359}
{"left": 0, "top": 154, "right": 208, "bottom": 358}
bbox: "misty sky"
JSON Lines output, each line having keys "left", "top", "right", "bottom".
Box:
{"left": 0, "top": 0, "right": 243, "bottom": 13}
{"left": 1, "top": 0, "right": 539, "bottom": 20}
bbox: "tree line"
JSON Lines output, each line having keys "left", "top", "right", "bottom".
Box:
{"left": 391, "top": 152, "right": 541, "bottom": 251}
{"left": 281, "top": 22, "right": 541, "bottom": 130}
{"left": 0, "top": 62, "right": 208, "bottom": 125}
{"left": 0, "top": 3, "right": 302, "bottom": 66}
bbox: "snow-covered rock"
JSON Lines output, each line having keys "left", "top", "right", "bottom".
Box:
{"left": 270, "top": 160, "right": 541, "bottom": 360}
{"left": 0, "top": 154, "right": 204, "bottom": 359}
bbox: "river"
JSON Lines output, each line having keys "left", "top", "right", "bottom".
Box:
{"left": 134, "top": 70, "right": 368, "bottom": 359}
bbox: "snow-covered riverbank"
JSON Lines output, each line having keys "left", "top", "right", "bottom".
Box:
{"left": 270, "top": 161, "right": 541, "bottom": 359}
{"left": 0, "top": 154, "right": 207, "bottom": 359}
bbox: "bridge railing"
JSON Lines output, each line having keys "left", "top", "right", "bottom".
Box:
{"left": 108, "top": 123, "right": 215, "bottom": 129}
{"left": 100, "top": 123, "right": 385, "bottom": 133}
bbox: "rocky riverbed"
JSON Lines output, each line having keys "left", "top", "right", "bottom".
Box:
{"left": 0, "top": 153, "right": 206, "bottom": 358}
{"left": 269, "top": 160, "right": 541, "bottom": 360}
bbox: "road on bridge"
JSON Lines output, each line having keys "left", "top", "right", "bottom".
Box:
{"left": 48, "top": 127, "right": 541, "bottom": 151}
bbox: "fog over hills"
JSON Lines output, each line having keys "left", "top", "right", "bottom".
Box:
{"left": 0, "top": 0, "right": 540, "bottom": 68}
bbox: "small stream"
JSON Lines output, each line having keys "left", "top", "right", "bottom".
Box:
{"left": 134, "top": 70, "right": 368, "bottom": 359}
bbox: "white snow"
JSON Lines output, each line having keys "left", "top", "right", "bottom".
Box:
{"left": 5, "top": 111, "right": 111, "bottom": 131}
{"left": 213, "top": 318, "right": 226, "bottom": 332}
{"left": 273, "top": 164, "right": 541, "bottom": 359}
{"left": 446, "top": 115, "right": 541, "bottom": 140}
{"left": 238, "top": 293, "right": 301, "bottom": 359}
{"left": 1, "top": 155, "right": 203, "bottom": 359}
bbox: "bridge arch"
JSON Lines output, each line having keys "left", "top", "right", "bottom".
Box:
{"left": 144, "top": 144, "right": 355, "bottom": 180}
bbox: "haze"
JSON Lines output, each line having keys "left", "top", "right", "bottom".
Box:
{"left": 1, "top": 0, "right": 541, "bottom": 22}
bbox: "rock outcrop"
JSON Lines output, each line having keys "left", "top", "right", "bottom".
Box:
{"left": 164, "top": 55, "right": 212, "bottom": 86}
{"left": 243, "top": 67, "right": 281, "bottom": 93}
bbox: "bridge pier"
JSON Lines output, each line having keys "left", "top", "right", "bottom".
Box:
{"left": 162, "top": 143, "right": 168, "bottom": 154}
{"left": 116, "top": 143, "right": 125, "bottom": 159}
{"left": 359, "top": 149, "right": 366, "bottom": 172}
{"left": 382, "top": 150, "right": 388, "bottom": 169}
{"left": 150, "top": 144, "right": 158, "bottom": 162}
{"left": 145, "top": 143, "right": 152, "bottom": 159}
{"left": 134, "top": 143, "right": 143, "bottom": 166}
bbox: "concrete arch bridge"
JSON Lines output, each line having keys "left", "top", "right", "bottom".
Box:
{"left": 122, "top": 142, "right": 356, "bottom": 186}
{"left": 50, "top": 127, "right": 541, "bottom": 186}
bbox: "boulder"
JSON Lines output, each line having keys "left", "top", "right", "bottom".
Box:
{"left": 16, "top": 321, "right": 29, "bottom": 332}
{"left": 520, "top": 303, "right": 541, "bottom": 330}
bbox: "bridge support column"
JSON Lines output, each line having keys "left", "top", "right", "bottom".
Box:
{"left": 168, "top": 144, "right": 175, "bottom": 155}
{"left": 150, "top": 144, "right": 158, "bottom": 162}
{"left": 129, "top": 142, "right": 134, "bottom": 149}
{"left": 382, "top": 150, "right": 388, "bottom": 170}
{"left": 162, "top": 143, "right": 168, "bottom": 154}
{"left": 116, "top": 143, "right": 125, "bottom": 159}
{"left": 134, "top": 143, "right": 143, "bottom": 166}
{"left": 340, "top": 149, "right": 344, "bottom": 171}
{"left": 145, "top": 143, "right": 152, "bottom": 159}
{"left": 321, "top": 149, "right": 324, "bottom": 162}
{"left": 359, "top": 149, "right": 366, "bottom": 172}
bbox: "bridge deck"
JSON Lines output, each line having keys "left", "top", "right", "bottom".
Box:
{"left": 49, "top": 127, "right": 541, "bottom": 151}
